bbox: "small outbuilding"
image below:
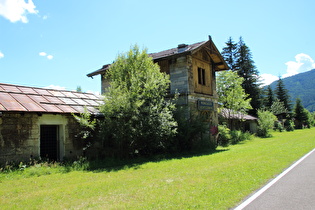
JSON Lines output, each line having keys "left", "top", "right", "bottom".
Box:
{"left": 0, "top": 83, "right": 102, "bottom": 164}
{"left": 219, "top": 108, "right": 258, "bottom": 133}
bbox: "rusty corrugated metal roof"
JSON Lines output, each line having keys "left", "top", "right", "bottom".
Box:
{"left": 0, "top": 83, "right": 102, "bottom": 114}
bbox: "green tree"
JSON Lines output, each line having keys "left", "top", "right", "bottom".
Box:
{"left": 275, "top": 78, "right": 292, "bottom": 111}
{"left": 257, "top": 110, "right": 277, "bottom": 137}
{"left": 221, "top": 37, "right": 237, "bottom": 70}
{"left": 217, "top": 70, "right": 252, "bottom": 129}
{"left": 72, "top": 107, "right": 96, "bottom": 153}
{"left": 311, "top": 112, "right": 315, "bottom": 127}
{"left": 294, "top": 98, "right": 310, "bottom": 129}
{"left": 234, "top": 37, "right": 261, "bottom": 115}
{"left": 270, "top": 98, "right": 287, "bottom": 116}
{"left": 99, "top": 45, "right": 177, "bottom": 158}
{"left": 266, "top": 85, "right": 275, "bottom": 108}
{"left": 76, "top": 86, "right": 82, "bottom": 92}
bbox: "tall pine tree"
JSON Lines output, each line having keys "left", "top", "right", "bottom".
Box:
{"left": 226, "top": 37, "right": 261, "bottom": 115}
{"left": 266, "top": 85, "right": 274, "bottom": 108}
{"left": 294, "top": 98, "right": 309, "bottom": 128}
{"left": 275, "top": 78, "right": 291, "bottom": 111}
{"left": 221, "top": 37, "right": 237, "bottom": 70}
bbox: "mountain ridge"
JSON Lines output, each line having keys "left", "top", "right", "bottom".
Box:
{"left": 269, "top": 69, "right": 315, "bottom": 112}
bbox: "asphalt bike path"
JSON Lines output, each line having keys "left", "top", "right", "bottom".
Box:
{"left": 234, "top": 148, "right": 315, "bottom": 210}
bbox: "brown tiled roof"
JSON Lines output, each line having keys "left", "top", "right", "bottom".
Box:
{"left": 149, "top": 41, "right": 206, "bottom": 60}
{"left": 87, "top": 38, "right": 229, "bottom": 77}
{"left": 0, "top": 83, "right": 102, "bottom": 114}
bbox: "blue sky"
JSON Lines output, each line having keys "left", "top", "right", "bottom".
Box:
{"left": 0, "top": 0, "right": 314, "bottom": 94}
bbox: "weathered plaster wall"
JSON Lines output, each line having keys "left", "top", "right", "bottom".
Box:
{"left": 0, "top": 113, "right": 37, "bottom": 163}
{"left": 0, "top": 113, "right": 85, "bottom": 164}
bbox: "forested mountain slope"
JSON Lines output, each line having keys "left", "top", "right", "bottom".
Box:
{"left": 269, "top": 69, "right": 315, "bottom": 112}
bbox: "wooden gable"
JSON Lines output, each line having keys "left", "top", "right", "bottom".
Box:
{"left": 191, "top": 47, "right": 214, "bottom": 95}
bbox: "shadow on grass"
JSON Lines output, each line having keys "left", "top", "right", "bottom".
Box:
{"left": 85, "top": 148, "right": 229, "bottom": 173}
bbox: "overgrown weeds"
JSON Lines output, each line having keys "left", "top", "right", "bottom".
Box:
{"left": 217, "top": 124, "right": 252, "bottom": 147}
{"left": 0, "top": 157, "right": 90, "bottom": 178}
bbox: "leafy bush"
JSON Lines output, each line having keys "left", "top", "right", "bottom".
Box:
{"left": 217, "top": 124, "right": 231, "bottom": 147}
{"left": 172, "top": 107, "right": 211, "bottom": 151}
{"left": 230, "top": 130, "right": 242, "bottom": 144}
{"left": 274, "top": 121, "right": 284, "bottom": 132}
{"left": 311, "top": 112, "right": 315, "bottom": 127}
{"left": 72, "top": 108, "right": 97, "bottom": 154}
{"left": 242, "top": 131, "right": 253, "bottom": 141}
{"left": 99, "top": 46, "right": 177, "bottom": 158}
{"left": 230, "top": 130, "right": 252, "bottom": 144}
{"left": 257, "top": 110, "right": 277, "bottom": 137}
{"left": 285, "top": 120, "right": 295, "bottom": 132}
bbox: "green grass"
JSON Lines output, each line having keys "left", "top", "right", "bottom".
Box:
{"left": 1, "top": 128, "right": 315, "bottom": 209}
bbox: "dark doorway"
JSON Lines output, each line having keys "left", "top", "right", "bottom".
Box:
{"left": 40, "top": 125, "right": 58, "bottom": 160}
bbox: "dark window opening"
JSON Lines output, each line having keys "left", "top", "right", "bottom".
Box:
{"left": 198, "top": 67, "right": 206, "bottom": 85}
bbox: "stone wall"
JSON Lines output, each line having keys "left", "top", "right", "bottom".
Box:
{"left": 172, "top": 54, "right": 219, "bottom": 146}
{"left": 169, "top": 56, "right": 189, "bottom": 94}
{"left": 0, "top": 112, "right": 86, "bottom": 164}
{"left": 0, "top": 113, "right": 37, "bottom": 163}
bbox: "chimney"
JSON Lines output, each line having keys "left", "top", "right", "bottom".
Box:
{"left": 177, "top": 44, "right": 188, "bottom": 53}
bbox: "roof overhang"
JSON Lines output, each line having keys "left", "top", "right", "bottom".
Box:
{"left": 87, "top": 64, "right": 110, "bottom": 78}
{"left": 191, "top": 38, "right": 229, "bottom": 71}
{"left": 87, "top": 37, "right": 230, "bottom": 77}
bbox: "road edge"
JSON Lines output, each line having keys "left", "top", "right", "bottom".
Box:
{"left": 234, "top": 148, "right": 315, "bottom": 210}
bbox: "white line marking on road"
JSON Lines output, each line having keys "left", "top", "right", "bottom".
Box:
{"left": 234, "top": 148, "right": 315, "bottom": 210}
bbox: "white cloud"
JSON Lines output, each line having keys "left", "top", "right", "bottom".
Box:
{"left": 0, "top": 51, "right": 4, "bottom": 58}
{"left": 0, "top": 0, "right": 38, "bottom": 23}
{"left": 45, "top": 85, "right": 66, "bottom": 90}
{"left": 260, "top": 53, "right": 315, "bottom": 86}
{"left": 260, "top": 73, "right": 279, "bottom": 86}
{"left": 283, "top": 53, "right": 315, "bottom": 78}
{"left": 39, "top": 52, "right": 53, "bottom": 60}
{"left": 46, "top": 55, "right": 53, "bottom": 60}
{"left": 39, "top": 52, "right": 47, "bottom": 56}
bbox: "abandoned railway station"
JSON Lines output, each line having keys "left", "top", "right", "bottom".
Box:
{"left": 0, "top": 83, "right": 102, "bottom": 164}
{"left": 0, "top": 36, "right": 229, "bottom": 163}
{"left": 88, "top": 36, "right": 229, "bottom": 143}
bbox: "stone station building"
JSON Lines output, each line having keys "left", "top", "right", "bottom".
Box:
{"left": 87, "top": 36, "right": 229, "bottom": 144}
{"left": 0, "top": 37, "right": 229, "bottom": 164}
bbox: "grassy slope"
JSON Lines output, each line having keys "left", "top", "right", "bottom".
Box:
{"left": 1, "top": 128, "right": 315, "bottom": 209}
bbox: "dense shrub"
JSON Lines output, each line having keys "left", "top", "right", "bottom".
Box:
{"left": 217, "top": 124, "right": 231, "bottom": 147}
{"left": 230, "top": 130, "right": 252, "bottom": 144}
{"left": 257, "top": 110, "right": 277, "bottom": 138}
{"left": 218, "top": 125, "right": 252, "bottom": 146}
{"left": 274, "top": 121, "right": 284, "bottom": 132}
{"left": 242, "top": 131, "right": 253, "bottom": 141}
{"left": 285, "top": 120, "right": 295, "bottom": 132}
{"left": 172, "top": 107, "right": 211, "bottom": 152}
{"left": 230, "top": 130, "right": 242, "bottom": 144}
{"left": 98, "top": 46, "right": 177, "bottom": 158}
